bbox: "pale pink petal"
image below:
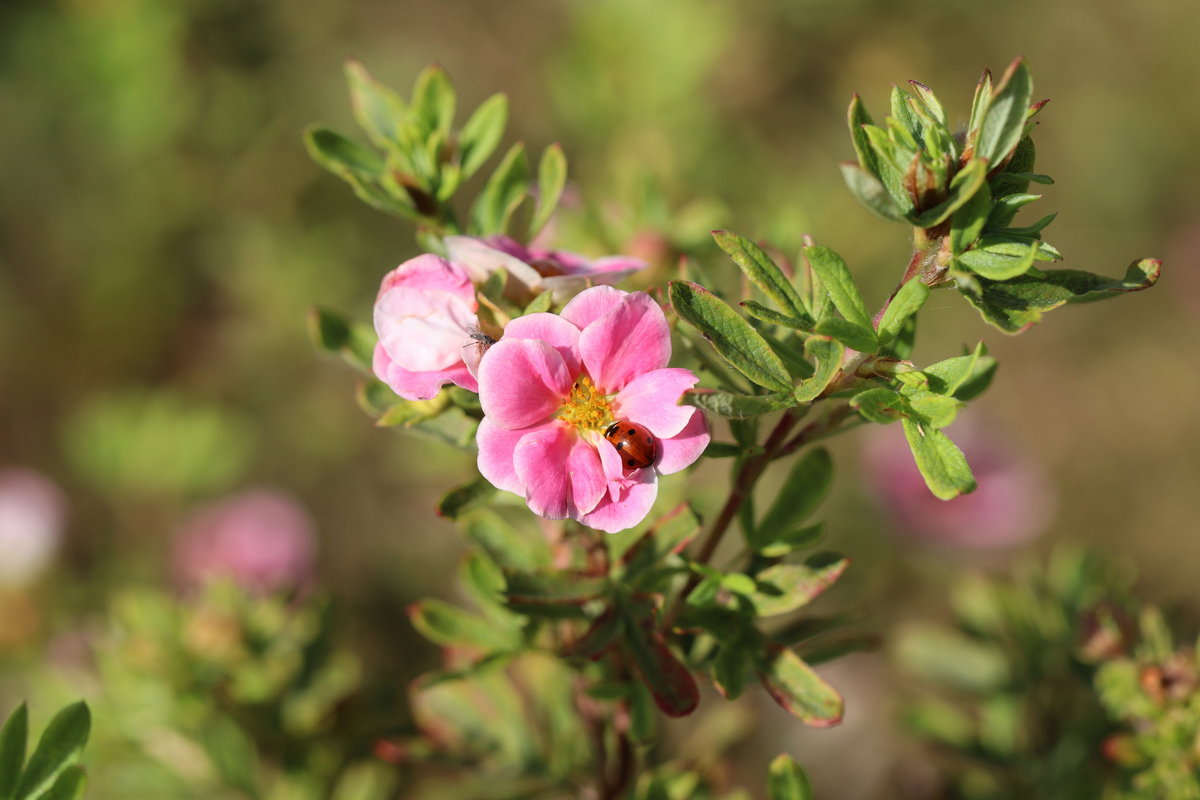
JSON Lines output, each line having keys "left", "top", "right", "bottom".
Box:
{"left": 478, "top": 339, "right": 571, "bottom": 430}
{"left": 578, "top": 471, "right": 659, "bottom": 533}
{"left": 444, "top": 235, "right": 543, "bottom": 290}
{"left": 498, "top": 313, "right": 582, "bottom": 376}
{"left": 611, "top": 368, "right": 700, "bottom": 439}
{"left": 655, "top": 410, "right": 710, "bottom": 475}
{"left": 578, "top": 292, "right": 672, "bottom": 393}
{"left": 560, "top": 285, "right": 627, "bottom": 331}
{"left": 593, "top": 434, "right": 629, "bottom": 483}
{"left": 375, "top": 287, "right": 478, "bottom": 372}
{"left": 511, "top": 425, "right": 608, "bottom": 520}
{"left": 378, "top": 254, "right": 477, "bottom": 306}
{"left": 477, "top": 417, "right": 543, "bottom": 495}
{"left": 373, "top": 342, "right": 477, "bottom": 401}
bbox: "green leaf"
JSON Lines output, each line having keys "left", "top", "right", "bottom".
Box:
{"left": 683, "top": 390, "right": 793, "bottom": 420}
{"left": 462, "top": 510, "right": 551, "bottom": 571}
{"left": 802, "top": 247, "right": 872, "bottom": 330}
{"left": 910, "top": 157, "right": 989, "bottom": 229}
{"left": 713, "top": 640, "right": 748, "bottom": 700}
{"left": 669, "top": 281, "right": 793, "bottom": 392}
{"left": 850, "top": 388, "right": 905, "bottom": 424}
{"left": 712, "top": 231, "right": 808, "bottom": 319}
{"left": 622, "top": 603, "right": 700, "bottom": 717}
{"left": 901, "top": 418, "right": 976, "bottom": 500}
{"left": 792, "top": 337, "right": 844, "bottom": 404}
{"left": 846, "top": 94, "right": 881, "bottom": 179}
{"left": 908, "top": 80, "right": 946, "bottom": 126}
{"left": 410, "top": 65, "right": 456, "bottom": 139}
{"left": 757, "top": 646, "right": 843, "bottom": 727}
{"left": 903, "top": 391, "right": 963, "bottom": 429}
{"left": 751, "top": 448, "right": 833, "bottom": 552}
{"left": 956, "top": 238, "right": 1039, "bottom": 280}
{"left": 0, "top": 703, "right": 28, "bottom": 800}
{"left": 875, "top": 280, "right": 929, "bottom": 345}
{"left": 39, "top": 767, "right": 85, "bottom": 800}
{"left": 949, "top": 178, "right": 992, "bottom": 254}
{"left": 504, "top": 569, "right": 609, "bottom": 616}
{"left": 839, "top": 163, "right": 906, "bottom": 222}
{"left": 740, "top": 301, "right": 813, "bottom": 330}
{"left": 344, "top": 60, "right": 405, "bottom": 149}
{"left": 14, "top": 702, "right": 90, "bottom": 800}
{"left": 304, "top": 127, "right": 385, "bottom": 177}
{"left": 749, "top": 557, "right": 849, "bottom": 617}
{"left": 966, "top": 68, "right": 993, "bottom": 149}
{"left": 621, "top": 504, "right": 702, "bottom": 580}
{"left": 767, "top": 754, "right": 814, "bottom": 800}
{"left": 813, "top": 317, "right": 877, "bottom": 353}
{"left": 895, "top": 623, "right": 1009, "bottom": 692}
{"left": 308, "top": 308, "right": 376, "bottom": 374}
{"left": 522, "top": 291, "right": 553, "bottom": 315}
{"left": 436, "top": 476, "right": 496, "bottom": 520}
{"left": 977, "top": 58, "right": 1033, "bottom": 164}
{"left": 529, "top": 143, "right": 567, "bottom": 238}
{"left": 458, "top": 93, "right": 508, "bottom": 178}
{"left": 758, "top": 523, "right": 824, "bottom": 558}
{"left": 469, "top": 143, "right": 530, "bottom": 236}
{"left": 960, "top": 259, "right": 1160, "bottom": 333}
{"left": 408, "top": 599, "right": 520, "bottom": 650}
{"left": 923, "top": 344, "right": 997, "bottom": 400}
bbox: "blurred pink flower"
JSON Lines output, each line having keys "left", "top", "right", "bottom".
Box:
{"left": 445, "top": 235, "right": 646, "bottom": 303}
{"left": 373, "top": 253, "right": 481, "bottom": 401}
{"left": 861, "top": 417, "right": 1053, "bottom": 549}
{"left": 172, "top": 490, "right": 316, "bottom": 594}
{"left": 476, "top": 286, "right": 709, "bottom": 533}
{"left": 0, "top": 468, "right": 67, "bottom": 587}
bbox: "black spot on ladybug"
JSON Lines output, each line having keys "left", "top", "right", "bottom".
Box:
{"left": 605, "top": 420, "right": 658, "bottom": 470}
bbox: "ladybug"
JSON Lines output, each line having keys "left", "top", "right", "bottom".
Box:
{"left": 604, "top": 420, "right": 658, "bottom": 470}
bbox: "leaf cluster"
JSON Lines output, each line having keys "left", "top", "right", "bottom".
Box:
{"left": 0, "top": 702, "right": 90, "bottom": 800}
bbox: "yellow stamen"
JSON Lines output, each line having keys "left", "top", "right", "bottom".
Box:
{"left": 556, "top": 375, "right": 613, "bottom": 432}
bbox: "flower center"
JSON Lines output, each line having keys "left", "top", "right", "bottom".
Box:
{"left": 556, "top": 375, "right": 612, "bottom": 432}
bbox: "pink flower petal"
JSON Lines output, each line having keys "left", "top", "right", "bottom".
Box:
{"left": 477, "top": 417, "right": 540, "bottom": 495}
{"left": 655, "top": 409, "right": 710, "bottom": 475}
{"left": 478, "top": 338, "right": 572, "bottom": 430}
{"left": 444, "top": 235, "right": 543, "bottom": 290}
{"left": 579, "top": 470, "right": 659, "bottom": 533}
{"left": 513, "top": 424, "right": 606, "bottom": 519}
{"left": 377, "top": 254, "right": 477, "bottom": 306}
{"left": 560, "top": 285, "right": 627, "bottom": 330}
{"left": 612, "top": 368, "right": 700, "bottom": 439}
{"left": 498, "top": 312, "right": 582, "bottom": 376}
{"left": 578, "top": 292, "right": 672, "bottom": 393}
{"left": 375, "top": 287, "right": 478, "bottom": 372}
{"left": 373, "top": 342, "right": 478, "bottom": 401}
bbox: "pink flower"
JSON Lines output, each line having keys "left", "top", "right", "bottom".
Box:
{"left": 445, "top": 235, "right": 646, "bottom": 303}
{"left": 172, "top": 490, "right": 317, "bottom": 594}
{"left": 373, "top": 253, "right": 482, "bottom": 401}
{"left": 475, "top": 286, "right": 709, "bottom": 533}
{"left": 861, "top": 417, "right": 1054, "bottom": 549}
{"left": 0, "top": 468, "right": 67, "bottom": 587}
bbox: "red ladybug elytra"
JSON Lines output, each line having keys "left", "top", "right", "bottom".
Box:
{"left": 604, "top": 420, "right": 658, "bottom": 470}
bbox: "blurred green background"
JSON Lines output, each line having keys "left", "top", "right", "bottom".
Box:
{"left": 2, "top": 0, "right": 1198, "bottom": 796}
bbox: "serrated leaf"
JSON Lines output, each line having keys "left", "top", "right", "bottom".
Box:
{"left": 436, "top": 476, "right": 496, "bottom": 519}
{"left": 876, "top": 280, "right": 929, "bottom": 345}
{"left": 669, "top": 281, "right": 793, "bottom": 392}
{"left": 758, "top": 646, "right": 843, "bottom": 727}
{"left": 813, "top": 317, "right": 877, "bottom": 353}
{"left": 792, "top": 337, "right": 844, "bottom": 404}
{"left": 749, "top": 557, "right": 849, "bottom": 617}
{"left": 751, "top": 448, "right": 833, "bottom": 552}
{"left": 910, "top": 157, "right": 989, "bottom": 229}
{"left": 977, "top": 58, "right": 1032, "bottom": 164}
{"left": 623, "top": 603, "right": 700, "bottom": 717}
{"left": 839, "top": 163, "right": 906, "bottom": 222}
{"left": 713, "top": 231, "right": 808, "bottom": 319}
{"left": 308, "top": 308, "right": 376, "bottom": 374}
{"left": 802, "top": 247, "right": 872, "bottom": 330}
{"left": 901, "top": 418, "right": 976, "bottom": 500}
{"left": 504, "top": 569, "right": 609, "bottom": 616}
{"left": 458, "top": 93, "right": 508, "bottom": 178}
{"left": 345, "top": 60, "right": 405, "bottom": 149}
{"left": 849, "top": 388, "right": 905, "bottom": 424}
{"left": 529, "top": 143, "right": 567, "bottom": 238}
{"left": 408, "top": 599, "right": 520, "bottom": 650}
{"left": 469, "top": 143, "right": 529, "bottom": 236}
{"left": 14, "top": 702, "right": 90, "bottom": 800}
{"left": 0, "top": 703, "right": 28, "bottom": 800}
{"left": 767, "top": 754, "right": 813, "bottom": 800}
